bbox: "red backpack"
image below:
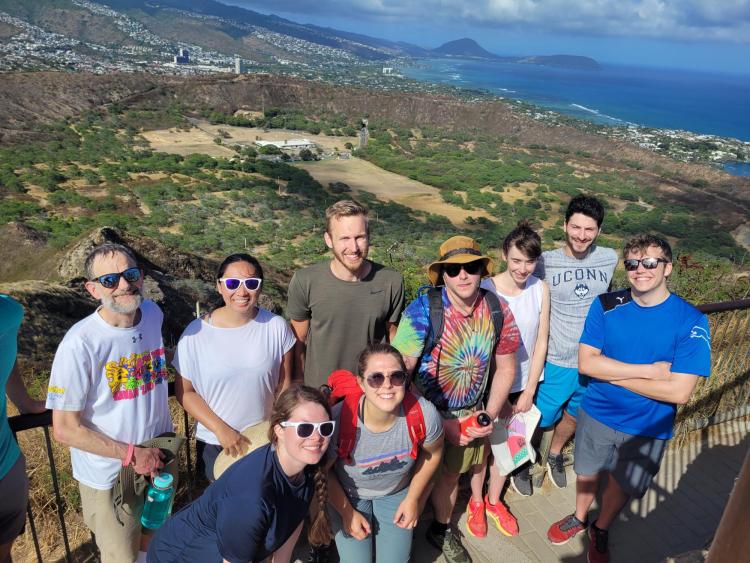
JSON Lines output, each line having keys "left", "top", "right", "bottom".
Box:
{"left": 326, "top": 369, "right": 427, "bottom": 464}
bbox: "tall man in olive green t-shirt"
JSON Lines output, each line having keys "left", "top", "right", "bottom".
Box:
{"left": 287, "top": 200, "right": 405, "bottom": 390}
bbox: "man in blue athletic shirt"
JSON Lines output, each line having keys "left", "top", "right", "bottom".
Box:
{"left": 546, "top": 234, "right": 711, "bottom": 563}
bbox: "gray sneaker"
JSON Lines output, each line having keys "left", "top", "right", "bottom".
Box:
{"left": 511, "top": 464, "right": 533, "bottom": 496}
{"left": 547, "top": 453, "right": 567, "bottom": 488}
{"left": 426, "top": 526, "right": 472, "bottom": 563}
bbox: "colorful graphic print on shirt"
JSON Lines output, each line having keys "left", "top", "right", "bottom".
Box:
{"left": 355, "top": 447, "right": 411, "bottom": 476}
{"left": 105, "top": 347, "right": 168, "bottom": 401}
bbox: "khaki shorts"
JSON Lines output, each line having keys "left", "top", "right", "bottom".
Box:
{"left": 440, "top": 437, "right": 488, "bottom": 476}
{"left": 80, "top": 483, "right": 141, "bottom": 563}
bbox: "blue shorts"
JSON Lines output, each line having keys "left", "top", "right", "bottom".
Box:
{"left": 534, "top": 362, "right": 589, "bottom": 428}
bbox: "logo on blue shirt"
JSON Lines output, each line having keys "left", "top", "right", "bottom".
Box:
{"left": 689, "top": 325, "right": 711, "bottom": 349}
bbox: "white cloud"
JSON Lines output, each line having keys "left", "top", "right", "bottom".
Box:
{"left": 233, "top": 0, "right": 750, "bottom": 43}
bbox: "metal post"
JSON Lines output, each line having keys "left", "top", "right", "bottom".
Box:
{"left": 43, "top": 426, "right": 73, "bottom": 563}
{"left": 25, "top": 503, "right": 43, "bottom": 563}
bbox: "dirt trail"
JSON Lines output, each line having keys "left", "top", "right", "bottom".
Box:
{"left": 298, "top": 159, "right": 494, "bottom": 227}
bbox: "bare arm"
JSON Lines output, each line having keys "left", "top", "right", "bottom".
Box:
{"left": 485, "top": 352, "right": 516, "bottom": 420}
{"left": 6, "top": 362, "right": 46, "bottom": 414}
{"left": 52, "top": 410, "right": 163, "bottom": 477}
{"left": 394, "top": 435, "right": 444, "bottom": 529}
{"left": 289, "top": 319, "right": 309, "bottom": 382}
{"left": 270, "top": 521, "right": 304, "bottom": 563}
{"left": 387, "top": 321, "right": 398, "bottom": 343}
{"left": 175, "top": 373, "right": 250, "bottom": 457}
{"left": 612, "top": 372, "right": 701, "bottom": 405}
{"left": 579, "top": 343, "right": 670, "bottom": 382}
{"left": 515, "top": 282, "right": 550, "bottom": 413}
{"left": 327, "top": 465, "right": 371, "bottom": 540}
{"left": 277, "top": 348, "right": 294, "bottom": 393}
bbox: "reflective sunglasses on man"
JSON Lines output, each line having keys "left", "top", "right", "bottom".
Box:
{"left": 280, "top": 420, "right": 336, "bottom": 438}
{"left": 623, "top": 257, "right": 670, "bottom": 271}
{"left": 219, "top": 277, "right": 262, "bottom": 291}
{"left": 90, "top": 267, "right": 142, "bottom": 289}
{"left": 364, "top": 370, "right": 408, "bottom": 389}
{"left": 443, "top": 260, "right": 483, "bottom": 278}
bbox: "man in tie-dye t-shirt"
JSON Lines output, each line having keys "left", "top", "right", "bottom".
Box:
{"left": 393, "top": 236, "right": 520, "bottom": 563}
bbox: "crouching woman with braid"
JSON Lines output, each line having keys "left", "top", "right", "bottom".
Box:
{"left": 326, "top": 343, "right": 444, "bottom": 563}
{"left": 148, "top": 385, "right": 333, "bottom": 563}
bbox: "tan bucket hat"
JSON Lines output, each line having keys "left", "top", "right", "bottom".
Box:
{"left": 213, "top": 420, "right": 271, "bottom": 479}
{"left": 427, "top": 235, "right": 494, "bottom": 286}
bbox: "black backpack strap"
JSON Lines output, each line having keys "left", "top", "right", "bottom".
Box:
{"left": 422, "top": 286, "right": 444, "bottom": 361}
{"left": 481, "top": 288, "right": 505, "bottom": 346}
{"left": 598, "top": 288, "right": 631, "bottom": 312}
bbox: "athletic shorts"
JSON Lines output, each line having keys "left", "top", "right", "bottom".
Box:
{"left": 534, "top": 362, "right": 588, "bottom": 427}
{"left": 440, "top": 438, "right": 487, "bottom": 476}
{"left": 573, "top": 408, "right": 667, "bottom": 499}
{"left": 0, "top": 453, "right": 28, "bottom": 544}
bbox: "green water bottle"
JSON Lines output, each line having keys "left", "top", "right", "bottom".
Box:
{"left": 140, "top": 473, "right": 174, "bottom": 529}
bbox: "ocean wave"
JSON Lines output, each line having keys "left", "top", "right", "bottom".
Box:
{"left": 570, "top": 103, "right": 631, "bottom": 124}
{"left": 450, "top": 73, "right": 462, "bottom": 81}
{"left": 496, "top": 87, "right": 517, "bottom": 93}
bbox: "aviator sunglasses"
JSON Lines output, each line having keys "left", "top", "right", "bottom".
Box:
{"left": 364, "top": 370, "right": 408, "bottom": 389}
{"left": 219, "top": 277, "right": 262, "bottom": 291}
{"left": 443, "top": 261, "right": 483, "bottom": 278}
{"left": 623, "top": 257, "right": 670, "bottom": 271}
{"left": 280, "top": 420, "right": 336, "bottom": 438}
{"left": 90, "top": 267, "right": 142, "bottom": 289}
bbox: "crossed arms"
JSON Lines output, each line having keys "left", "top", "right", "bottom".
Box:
{"left": 578, "top": 343, "right": 700, "bottom": 405}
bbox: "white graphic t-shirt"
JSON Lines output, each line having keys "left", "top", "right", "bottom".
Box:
{"left": 173, "top": 308, "right": 296, "bottom": 445}
{"left": 46, "top": 300, "right": 173, "bottom": 489}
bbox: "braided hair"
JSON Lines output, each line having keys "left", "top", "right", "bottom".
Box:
{"left": 268, "top": 385, "right": 333, "bottom": 547}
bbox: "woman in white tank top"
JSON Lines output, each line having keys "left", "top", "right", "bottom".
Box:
{"left": 479, "top": 220, "right": 550, "bottom": 533}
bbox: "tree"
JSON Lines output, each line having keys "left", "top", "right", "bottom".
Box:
{"left": 299, "top": 148, "right": 315, "bottom": 161}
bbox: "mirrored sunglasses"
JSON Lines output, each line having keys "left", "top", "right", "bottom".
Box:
{"left": 280, "top": 420, "right": 336, "bottom": 439}
{"left": 219, "top": 277, "right": 262, "bottom": 291}
{"left": 623, "top": 258, "right": 669, "bottom": 271}
{"left": 365, "top": 370, "right": 408, "bottom": 389}
{"left": 91, "top": 267, "right": 141, "bottom": 289}
{"left": 443, "top": 261, "right": 483, "bottom": 278}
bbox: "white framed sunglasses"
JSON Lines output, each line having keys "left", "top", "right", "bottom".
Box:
{"left": 280, "top": 420, "right": 336, "bottom": 438}
{"left": 218, "top": 277, "right": 262, "bottom": 291}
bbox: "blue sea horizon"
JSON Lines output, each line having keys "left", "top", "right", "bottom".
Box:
{"left": 400, "top": 58, "right": 750, "bottom": 145}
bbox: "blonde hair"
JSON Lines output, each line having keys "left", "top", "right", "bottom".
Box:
{"left": 325, "top": 200, "right": 369, "bottom": 234}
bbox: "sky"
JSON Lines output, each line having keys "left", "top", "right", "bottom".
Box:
{"left": 221, "top": 0, "right": 750, "bottom": 74}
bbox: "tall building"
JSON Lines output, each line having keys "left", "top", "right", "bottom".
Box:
{"left": 234, "top": 55, "right": 243, "bottom": 74}
{"left": 174, "top": 48, "right": 189, "bottom": 64}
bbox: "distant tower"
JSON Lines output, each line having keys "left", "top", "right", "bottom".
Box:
{"left": 359, "top": 118, "right": 369, "bottom": 149}
{"left": 174, "top": 48, "right": 189, "bottom": 64}
{"left": 234, "top": 55, "right": 243, "bottom": 74}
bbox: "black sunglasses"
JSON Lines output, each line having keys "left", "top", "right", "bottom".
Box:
{"left": 280, "top": 421, "right": 336, "bottom": 438}
{"left": 443, "top": 261, "right": 483, "bottom": 278}
{"left": 364, "top": 370, "right": 408, "bottom": 389}
{"left": 219, "top": 277, "right": 262, "bottom": 291}
{"left": 90, "top": 267, "right": 141, "bottom": 289}
{"left": 623, "top": 258, "right": 669, "bottom": 271}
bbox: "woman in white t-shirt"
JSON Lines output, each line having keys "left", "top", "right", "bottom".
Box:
{"left": 174, "top": 253, "right": 296, "bottom": 481}
{"left": 480, "top": 220, "right": 550, "bottom": 534}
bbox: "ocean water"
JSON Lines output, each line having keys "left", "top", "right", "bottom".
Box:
{"left": 400, "top": 59, "right": 750, "bottom": 142}
{"left": 723, "top": 162, "right": 750, "bottom": 177}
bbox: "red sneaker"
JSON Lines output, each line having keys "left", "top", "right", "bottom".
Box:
{"left": 465, "top": 497, "right": 487, "bottom": 538}
{"left": 547, "top": 513, "right": 587, "bottom": 545}
{"left": 484, "top": 495, "right": 519, "bottom": 537}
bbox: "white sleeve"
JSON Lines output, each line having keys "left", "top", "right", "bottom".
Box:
{"left": 46, "top": 334, "right": 92, "bottom": 411}
{"left": 172, "top": 325, "right": 198, "bottom": 384}
{"left": 280, "top": 318, "right": 297, "bottom": 354}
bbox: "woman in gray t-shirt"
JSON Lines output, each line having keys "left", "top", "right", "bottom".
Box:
{"left": 326, "top": 343, "right": 444, "bottom": 562}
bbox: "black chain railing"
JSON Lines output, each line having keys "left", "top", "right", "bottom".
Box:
{"left": 7, "top": 299, "right": 750, "bottom": 562}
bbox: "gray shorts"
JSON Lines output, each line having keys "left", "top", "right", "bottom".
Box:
{"left": 0, "top": 453, "right": 29, "bottom": 544}
{"left": 574, "top": 408, "right": 667, "bottom": 499}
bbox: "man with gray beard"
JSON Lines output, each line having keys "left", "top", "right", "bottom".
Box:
{"left": 47, "top": 244, "right": 173, "bottom": 563}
